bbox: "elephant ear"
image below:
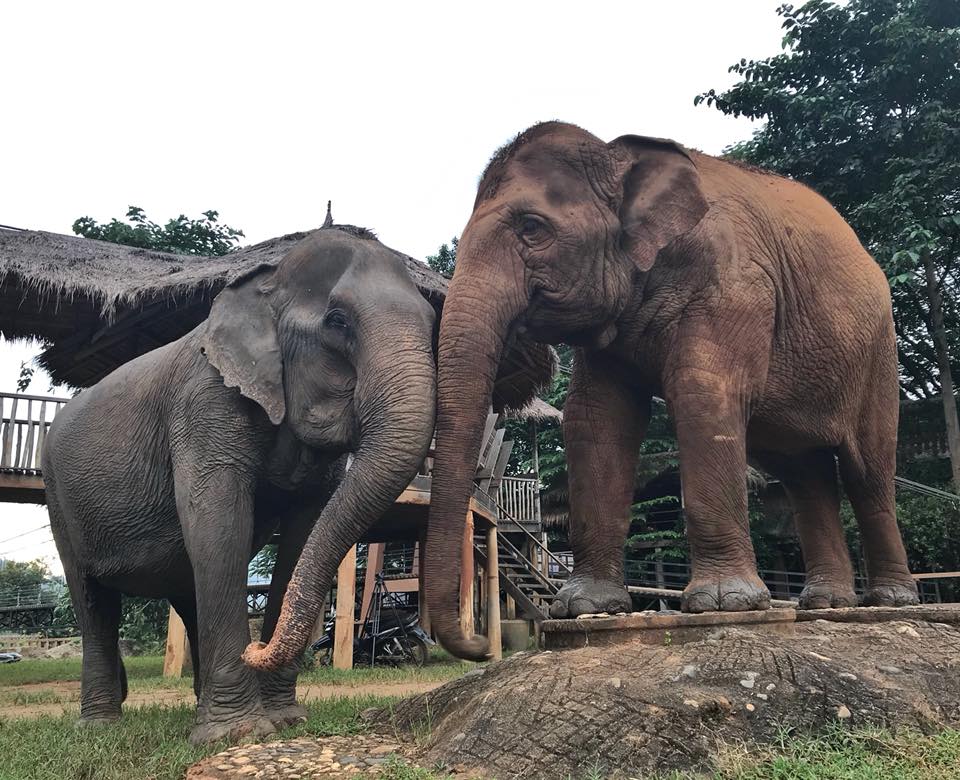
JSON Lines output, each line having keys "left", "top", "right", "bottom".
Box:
{"left": 609, "top": 135, "right": 710, "bottom": 272}
{"left": 201, "top": 264, "right": 286, "bottom": 425}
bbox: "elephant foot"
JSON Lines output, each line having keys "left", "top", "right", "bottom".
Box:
{"left": 798, "top": 580, "right": 857, "bottom": 610}
{"left": 549, "top": 575, "right": 632, "bottom": 619}
{"left": 862, "top": 580, "right": 919, "bottom": 607}
{"left": 265, "top": 703, "right": 308, "bottom": 729}
{"left": 189, "top": 714, "right": 276, "bottom": 746}
{"left": 75, "top": 714, "right": 120, "bottom": 730}
{"left": 682, "top": 572, "right": 770, "bottom": 613}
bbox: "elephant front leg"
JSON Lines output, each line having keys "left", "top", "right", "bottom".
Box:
{"left": 178, "top": 470, "right": 275, "bottom": 745}
{"left": 256, "top": 501, "right": 330, "bottom": 727}
{"left": 549, "top": 352, "right": 647, "bottom": 619}
{"left": 670, "top": 378, "right": 769, "bottom": 613}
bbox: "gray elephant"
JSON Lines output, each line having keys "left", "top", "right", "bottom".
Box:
{"left": 43, "top": 226, "right": 438, "bottom": 744}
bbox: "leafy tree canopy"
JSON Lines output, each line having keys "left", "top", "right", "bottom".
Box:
{"left": 73, "top": 206, "right": 244, "bottom": 256}
{"left": 426, "top": 237, "right": 458, "bottom": 278}
{"left": 0, "top": 558, "right": 49, "bottom": 592}
{"left": 697, "top": 0, "right": 960, "bottom": 400}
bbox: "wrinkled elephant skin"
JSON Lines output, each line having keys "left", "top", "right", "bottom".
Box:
{"left": 43, "top": 227, "right": 437, "bottom": 743}
{"left": 426, "top": 122, "right": 917, "bottom": 659}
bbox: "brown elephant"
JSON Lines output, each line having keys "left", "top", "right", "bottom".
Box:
{"left": 426, "top": 121, "right": 918, "bottom": 661}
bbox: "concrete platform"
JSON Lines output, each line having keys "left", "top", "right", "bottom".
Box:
{"left": 539, "top": 603, "right": 960, "bottom": 650}
{"left": 539, "top": 608, "right": 796, "bottom": 650}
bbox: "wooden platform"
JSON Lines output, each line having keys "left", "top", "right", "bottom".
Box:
{"left": 539, "top": 604, "right": 960, "bottom": 650}
{"left": 540, "top": 608, "right": 797, "bottom": 649}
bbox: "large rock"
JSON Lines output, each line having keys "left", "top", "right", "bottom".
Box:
{"left": 382, "top": 614, "right": 960, "bottom": 778}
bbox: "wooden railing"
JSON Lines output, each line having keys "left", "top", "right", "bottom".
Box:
{"left": 0, "top": 393, "right": 69, "bottom": 472}
{"left": 497, "top": 476, "right": 539, "bottom": 526}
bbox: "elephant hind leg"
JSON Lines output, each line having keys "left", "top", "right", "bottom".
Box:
{"left": 838, "top": 354, "right": 917, "bottom": 606}
{"left": 757, "top": 449, "right": 856, "bottom": 609}
{"left": 69, "top": 573, "right": 126, "bottom": 723}
{"left": 838, "top": 436, "right": 918, "bottom": 606}
{"left": 48, "top": 494, "right": 126, "bottom": 723}
{"left": 170, "top": 597, "right": 201, "bottom": 702}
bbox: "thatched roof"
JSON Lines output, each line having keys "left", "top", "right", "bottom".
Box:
{"left": 506, "top": 397, "right": 563, "bottom": 423}
{"left": 0, "top": 225, "right": 481, "bottom": 389}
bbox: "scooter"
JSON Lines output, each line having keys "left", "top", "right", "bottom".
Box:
{"left": 310, "top": 572, "right": 432, "bottom": 667}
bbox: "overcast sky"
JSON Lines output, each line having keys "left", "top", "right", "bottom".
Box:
{"left": 0, "top": 0, "right": 785, "bottom": 574}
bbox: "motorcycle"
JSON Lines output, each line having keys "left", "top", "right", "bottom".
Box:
{"left": 310, "top": 572, "right": 432, "bottom": 667}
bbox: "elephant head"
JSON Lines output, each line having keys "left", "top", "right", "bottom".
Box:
{"left": 201, "top": 228, "right": 439, "bottom": 670}
{"left": 427, "top": 122, "right": 710, "bottom": 659}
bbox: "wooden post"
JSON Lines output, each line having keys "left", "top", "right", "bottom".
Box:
{"left": 417, "top": 531, "right": 431, "bottom": 635}
{"left": 333, "top": 545, "right": 357, "bottom": 670}
{"left": 486, "top": 525, "right": 502, "bottom": 660}
{"left": 505, "top": 593, "right": 516, "bottom": 620}
{"left": 359, "top": 543, "right": 385, "bottom": 623}
{"left": 162, "top": 605, "right": 188, "bottom": 678}
{"left": 460, "top": 511, "right": 475, "bottom": 637}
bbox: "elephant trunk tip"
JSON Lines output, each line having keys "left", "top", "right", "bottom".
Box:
{"left": 437, "top": 630, "right": 493, "bottom": 663}
{"left": 241, "top": 640, "right": 285, "bottom": 671}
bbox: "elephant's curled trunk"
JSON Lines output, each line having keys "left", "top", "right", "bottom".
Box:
{"left": 243, "top": 341, "right": 435, "bottom": 671}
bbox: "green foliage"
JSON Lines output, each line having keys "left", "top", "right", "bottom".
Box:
{"left": 697, "top": 0, "right": 960, "bottom": 400}
{"left": 48, "top": 591, "right": 169, "bottom": 650}
{"left": 16, "top": 360, "right": 34, "bottom": 393}
{"left": 0, "top": 558, "right": 48, "bottom": 591}
{"left": 249, "top": 544, "right": 278, "bottom": 579}
{"left": 72, "top": 206, "right": 244, "bottom": 256}
{"left": 426, "top": 237, "right": 458, "bottom": 278}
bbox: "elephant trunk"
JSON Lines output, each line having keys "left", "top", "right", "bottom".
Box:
{"left": 243, "top": 334, "right": 436, "bottom": 671}
{"left": 426, "top": 267, "right": 524, "bottom": 661}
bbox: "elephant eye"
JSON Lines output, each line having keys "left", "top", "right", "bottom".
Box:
{"left": 323, "top": 309, "right": 348, "bottom": 329}
{"left": 517, "top": 215, "right": 552, "bottom": 247}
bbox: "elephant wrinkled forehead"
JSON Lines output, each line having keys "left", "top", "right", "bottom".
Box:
{"left": 476, "top": 121, "right": 607, "bottom": 206}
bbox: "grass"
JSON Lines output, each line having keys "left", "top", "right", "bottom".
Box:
{"left": 703, "top": 724, "right": 960, "bottom": 780}
{"left": 0, "top": 656, "right": 174, "bottom": 687}
{"left": 0, "top": 695, "right": 394, "bottom": 780}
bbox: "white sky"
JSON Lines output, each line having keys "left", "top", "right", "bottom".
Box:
{"left": 0, "top": 1, "right": 785, "bottom": 576}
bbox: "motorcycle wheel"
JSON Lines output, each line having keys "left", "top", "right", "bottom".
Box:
{"left": 312, "top": 646, "right": 333, "bottom": 667}
{"left": 406, "top": 636, "right": 428, "bottom": 667}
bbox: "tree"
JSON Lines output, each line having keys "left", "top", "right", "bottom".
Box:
{"left": 0, "top": 558, "right": 48, "bottom": 592}
{"left": 73, "top": 206, "right": 244, "bottom": 256}
{"left": 697, "top": 0, "right": 960, "bottom": 485}
{"left": 426, "top": 237, "right": 458, "bottom": 278}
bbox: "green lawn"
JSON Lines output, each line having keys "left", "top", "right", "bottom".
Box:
{"left": 2, "top": 656, "right": 960, "bottom": 779}
{"left": 0, "top": 696, "right": 394, "bottom": 780}
{"left": 0, "top": 653, "right": 471, "bottom": 691}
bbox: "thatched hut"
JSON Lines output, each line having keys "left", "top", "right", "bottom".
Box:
{"left": 0, "top": 224, "right": 554, "bottom": 409}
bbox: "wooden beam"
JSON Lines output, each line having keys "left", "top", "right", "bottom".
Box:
{"left": 486, "top": 525, "right": 502, "bottom": 660}
{"left": 418, "top": 532, "right": 431, "bottom": 636}
{"left": 460, "top": 510, "right": 475, "bottom": 638}
{"left": 162, "top": 606, "right": 188, "bottom": 678}
{"left": 333, "top": 546, "right": 357, "bottom": 670}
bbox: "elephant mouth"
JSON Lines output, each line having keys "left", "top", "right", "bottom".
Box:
{"left": 301, "top": 406, "right": 358, "bottom": 449}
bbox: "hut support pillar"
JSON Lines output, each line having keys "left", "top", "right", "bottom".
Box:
{"left": 333, "top": 545, "right": 357, "bottom": 670}
{"left": 460, "top": 511, "right": 475, "bottom": 637}
{"left": 162, "top": 606, "right": 188, "bottom": 678}
{"left": 486, "top": 524, "right": 502, "bottom": 660}
{"left": 417, "top": 531, "right": 431, "bottom": 635}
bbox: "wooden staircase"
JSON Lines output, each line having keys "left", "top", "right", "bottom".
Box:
{"left": 474, "top": 526, "right": 562, "bottom": 622}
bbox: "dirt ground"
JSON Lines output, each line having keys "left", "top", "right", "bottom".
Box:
{"left": 0, "top": 680, "right": 443, "bottom": 720}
